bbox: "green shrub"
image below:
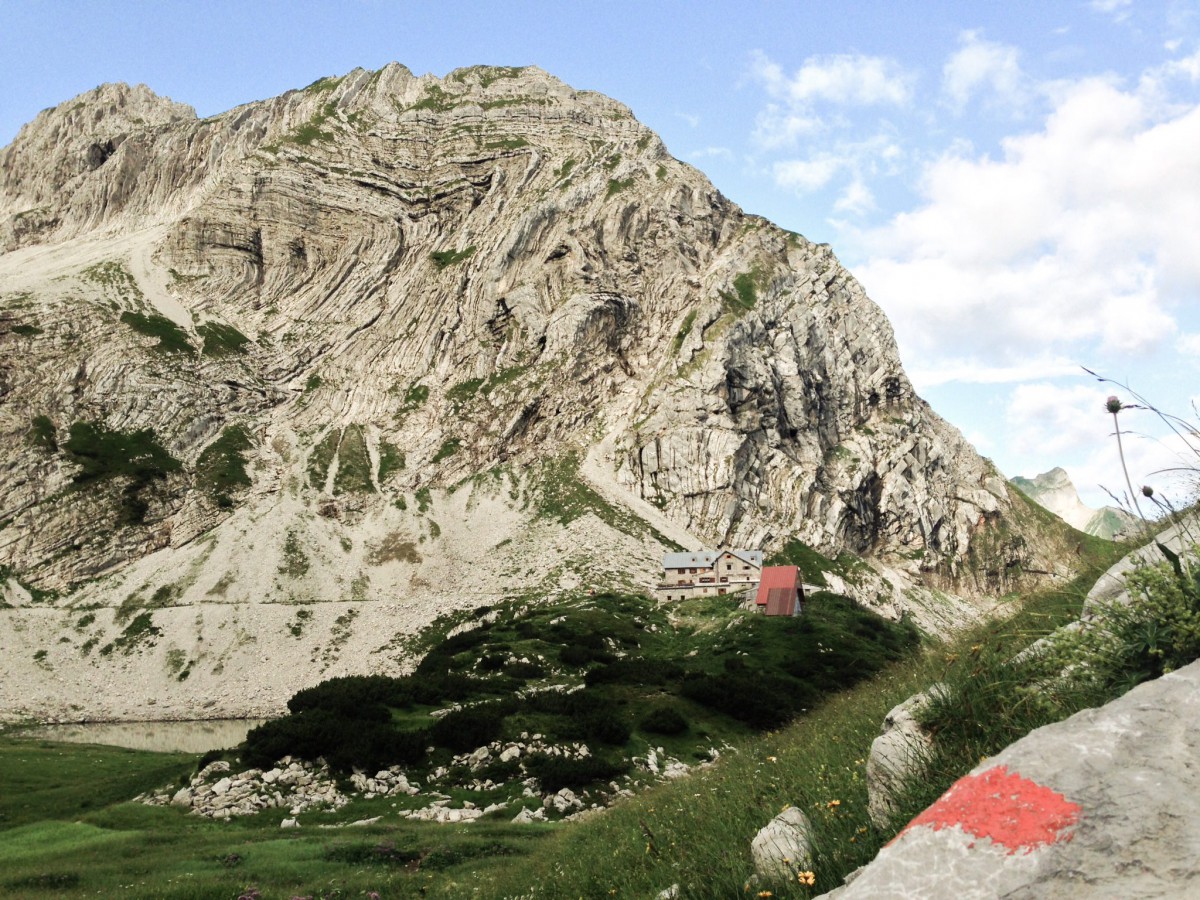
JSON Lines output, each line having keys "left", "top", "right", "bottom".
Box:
{"left": 504, "top": 660, "right": 545, "bottom": 679}
{"left": 307, "top": 428, "right": 340, "bottom": 489}
{"left": 478, "top": 652, "right": 507, "bottom": 671}
{"left": 242, "top": 710, "right": 427, "bottom": 772}
{"left": 672, "top": 310, "right": 697, "bottom": 353}
{"left": 377, "top": 439, "right": 405, "bottom": 482}
{"left": 681, "top": 671, "right": 799, "bottom": 730}
{"left": 639, "top": 706, "right": 688, "bottom": 736}
{"left": 430, "top": 246, "right": 476, "bottom": 269}
{"left": 27, "top": 415, "right": 57, "bottom": 452}
{"left": 287, "top": 675, "right": 416, "bottom": 716}
{"left": 524, "top": 751, "right": 630, "bottom": 792}
{"left": 430, "top": 708, "right": 504, "bottom": 752}
{"left": 606, "top": 177, "right": 634, "bottom": 198}
{"left": 432, "top": 437, "right": 461, "bottom": 463}
{"left": 559, "top": 644, "right": 612, "bottom": 666}
{"left": 333, "top": 424, "right": 374, "bottom": 494}
{"left": 585, "top": 658, "right": 683, "bottom": 687}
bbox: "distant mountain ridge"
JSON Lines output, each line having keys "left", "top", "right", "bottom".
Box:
{"left": 1011, "top": 467, "right": 1136, "bottom": 540}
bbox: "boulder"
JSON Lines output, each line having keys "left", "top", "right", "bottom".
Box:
{"left": 751, "top": 807, "right": 814, "bottom": 881}
{"left": 823, "top": 659, "right": 1200, "bottom": 898}
{"left": 866, "top": 687, "right": 942, "bottom": 828}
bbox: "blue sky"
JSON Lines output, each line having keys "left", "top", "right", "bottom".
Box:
{"left": 3, "top": 0, "right": 1199, "bottom": 510}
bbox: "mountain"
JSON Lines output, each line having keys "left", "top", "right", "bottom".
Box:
{"left": 0, "top": 65, "right": 1076, "bottom": 721}
{"left": 1011, "top": 468, "right": 1136, "bottom": 540}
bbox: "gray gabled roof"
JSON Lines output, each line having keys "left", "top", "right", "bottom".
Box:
{"left": 726, "top": 549, "right": 764, "bottom": 567}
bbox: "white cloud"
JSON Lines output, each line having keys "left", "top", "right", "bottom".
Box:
{"left": 675, "top": 112, "right": 701, "bottom": 128}
{"left": 834, "top": 178, "right": 875, "bottom": 215}
{"left": 764, "top": 53, "right": 913, "bottom": 107}
{"left": 942, "top": 31, "right": 1029, "bottom": 114}
{"left": 753, "top": 103, "right": 823, "bottom": 149}
{"left": 749, "top": 50, "right": 914, "bottom": 149}
{"left": 856, "top": 77, "right": 1200, "bottom": 372}
{"left": 1006, "top": 383, "right": 1112, "bottom": 459}
{"left": 1002, "top": 381, "right": 1194, "bottom": 509}
{"left": 770, "top": 134, "right": 904, "bottom": 210}
{"left": 773, "top": 155, "right": 845, "bottom": 192}
{"left": 908, "top": 357, "right": 1080, "bottom": 390}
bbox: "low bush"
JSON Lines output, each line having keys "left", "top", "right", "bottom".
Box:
{"left": 28, "top": 415, "right": 57, "bottom": 452}
{"left": 681, "top": 671, "right": 798, "bottom": 730}
{"left": 504, "top": 660, "right": 545, "bottom": 679}
{"left": 585, "top": 658, "right": 683, "bottom": 687}
{"left": 287, "top": 675, "right": 415, "bottom": 715}
{"left": 119, "top": 311, "right": 192, "bottom": 354}
{"left": 639, "top": 706, "right": 688, "bottom": 736}
{"left": 430, "top": 708, "right": 505, "bottom": 753}
{"left": 524, "top": 751, "right": 630, "bottom": 792}
{"left": 242, "top": 711, "right": 427, "bottom": 772}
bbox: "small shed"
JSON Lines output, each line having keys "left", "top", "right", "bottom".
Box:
{"left": 755, "top": 566, "right": 804, "bottom": 616}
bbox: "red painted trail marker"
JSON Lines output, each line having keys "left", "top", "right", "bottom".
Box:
{"left": 898, "top": 765, "right": 1081, "bottom": 855}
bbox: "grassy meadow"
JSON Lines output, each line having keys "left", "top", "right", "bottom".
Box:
{"left": 0, "top": 543, "right": 1131, "bottom": 899}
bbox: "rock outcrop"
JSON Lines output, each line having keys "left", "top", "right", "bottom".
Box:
{"left": 0, "top": 64, "right": 1072, "bottom": 720}
{"left": 751, "top": 806, "right": 815, "bottom": 881}
{"left": 821, "top": 658, "right": 1200, "bottom": 899}
{"left": 866, "top": 686, "right": 943, "bottom": 828}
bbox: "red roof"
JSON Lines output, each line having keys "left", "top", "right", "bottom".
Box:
{"left": 755, "top": 566, "right": 803, "bottom": 616}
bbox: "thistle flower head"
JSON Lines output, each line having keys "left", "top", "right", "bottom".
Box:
{"left": 1106, "top": 395, "right": 1123, "bottom": 414}
{"left": 1142, "top": 485, "right": 1154, "bottom": 497}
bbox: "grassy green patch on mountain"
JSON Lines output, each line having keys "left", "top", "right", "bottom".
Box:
{"left": 195, "top": 425, "right": 252, "bottom": 507}
{"left": 333, "top": 424, "right": 374, "bottom": 494}
{"left": 532, "top": 453, "right": 686, "bottom": 551}
{"left": 0, "top": 737, "right": 193, "bottom": 830}
{"left": 63, "top": 421, "right": 181, "bottom": 523}
{"left": 119, "top": 311, "right": 192, "bottom": 354}
{"left": 196, "top": 321, "right": 250, "bottom": 356}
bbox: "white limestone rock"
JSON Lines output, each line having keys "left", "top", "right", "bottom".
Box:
{"left": 751, "top": 807, "right": 814, "bottom": 881}
{"left": 866, "top": 687, "right": 943, "bottom": 829}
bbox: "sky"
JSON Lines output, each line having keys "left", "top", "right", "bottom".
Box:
{"left": 3, "top": 0, "right": 1199, "bottom": 511}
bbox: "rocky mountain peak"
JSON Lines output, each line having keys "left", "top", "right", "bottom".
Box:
{"left": 0, "top": 64, "right": 1084, "bottom": 720}
{"left": 1011, "top": 467, "right": 1136, "bottom": 540}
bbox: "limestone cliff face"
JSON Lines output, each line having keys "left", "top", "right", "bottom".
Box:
{"left": 0, "top": 65, "right": 1067, "bottom": 719}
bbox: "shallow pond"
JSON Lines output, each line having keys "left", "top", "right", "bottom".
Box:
{"left": 21, "top": 718, "right": 268, "bottom": 754}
